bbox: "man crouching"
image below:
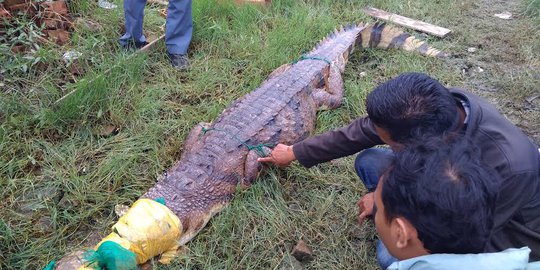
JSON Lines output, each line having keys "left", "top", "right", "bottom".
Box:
{"left": 376, "top": 139, "right": 539, "bottom": 269}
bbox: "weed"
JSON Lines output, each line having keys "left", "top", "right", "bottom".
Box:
{"left": 0, "top": 16, "right": 45, "bottom": 74}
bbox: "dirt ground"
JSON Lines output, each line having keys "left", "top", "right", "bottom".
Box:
{"left": 445, "top": 0, "right": 539, "bottom": 143}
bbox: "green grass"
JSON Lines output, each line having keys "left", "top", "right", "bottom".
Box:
{"left": 0, "top": 0, "right": 539, "bottom": 269}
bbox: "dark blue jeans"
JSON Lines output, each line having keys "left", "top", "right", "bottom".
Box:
{"left": 121, "top": 0, "right": 193, "bottom": 54}
{"left": 355, "top": 148, "right": 397, "bottom": 270}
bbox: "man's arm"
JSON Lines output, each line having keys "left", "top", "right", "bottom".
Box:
{"left": 292, "top": 116, "right": 383, "bottom": 168}
{"left": 258, "top": 116, "right": 383, "bottom": 167}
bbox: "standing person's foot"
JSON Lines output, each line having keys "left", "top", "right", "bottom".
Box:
{"left": 168, "top": 53, "right": 190, "bottom": 70}
{"left": 120, "top": 40, "right": 148, "bottom": 51}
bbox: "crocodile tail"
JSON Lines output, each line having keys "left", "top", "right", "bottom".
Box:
{"left": 310, "top": 23, "right": 368, "bottom": 54}
{"left": 357, "top": 22, "right": 448, "bottom": 58}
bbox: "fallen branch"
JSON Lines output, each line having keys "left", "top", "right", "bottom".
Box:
{"left": 363, "top": 7, "right": 451, "bottom": 38}
{"left": 139, "top": 33, "right": 165, "bottom": 52}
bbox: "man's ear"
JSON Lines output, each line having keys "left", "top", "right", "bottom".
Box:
{"left": 392, "top": 217, "right": 416, "bottom": 249}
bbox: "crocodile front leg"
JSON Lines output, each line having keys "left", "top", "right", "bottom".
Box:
{"left": 312, "top": 63, "right": 344, "bottom": 110}
{"left": 181, "top": 122, "right": 211, "bottom": 159}
{"left": 241, "top": 146, "right": 272, "bottom": 189}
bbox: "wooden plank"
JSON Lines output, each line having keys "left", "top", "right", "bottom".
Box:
{"left": 363, "top": 7, "right": 451, "bottom": 38}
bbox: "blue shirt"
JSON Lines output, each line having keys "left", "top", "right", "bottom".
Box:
{"left": 387, "top": 247, "right": 540, "bottom": 270}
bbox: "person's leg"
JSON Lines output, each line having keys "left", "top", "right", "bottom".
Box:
{"left": 120, "top": 0, "right": 148, "bottom": 47}
{"left": 355, "top": 148, "right": 397, "bottom": 269}
{"left": 354, "top": 148, "right": 394, "bottom": 192}
{"left": 376, "top": 240, "right": 398, "bottom": 269}
{"left": 165, "top": 0, "right": 193, "bottom": 55}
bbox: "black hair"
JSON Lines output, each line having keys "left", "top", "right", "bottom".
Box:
{"left": 366, "top": 73, "right": 459, "bottom": 143}
{"left": 381, "top": 137, "right": 500, "bottom": 254}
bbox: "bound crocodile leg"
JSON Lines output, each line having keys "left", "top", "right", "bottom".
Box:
{"left": 312, "top": 62, "right": 345, "bottom": 110}
{"left": 241, "top": 146, "right": 272, "bottom": 189}
{"left": 181, "top": 122, "right": 211, "bottom": 158}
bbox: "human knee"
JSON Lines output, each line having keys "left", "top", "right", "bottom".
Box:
{"left": 354, "top": 148, "right": 392, "bottom": 175}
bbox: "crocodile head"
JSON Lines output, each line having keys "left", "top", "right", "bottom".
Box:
{"left": 144, "top": 169, "right": 240, "bottom": 246}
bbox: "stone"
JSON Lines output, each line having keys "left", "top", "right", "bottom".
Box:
{"left": 291, "top": 240, "right": 313, "bottom": 262}
{"left": 467, "top": 47, "right": 477, "bottom": 53}
{"left": 40, "top": 0, "right": 69, "bottom": 15}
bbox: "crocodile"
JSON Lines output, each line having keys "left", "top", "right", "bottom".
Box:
{"left": 55, "top": 22, "right": 446, "bottom": 269}
{"left": 144, "top": 22, "right": 446, "bottom": 246}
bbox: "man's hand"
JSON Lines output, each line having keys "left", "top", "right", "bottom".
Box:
{"left": 257, "top": 143, "right": 296, "bottom": 167}
{"left": 357, "top": 192, "right": 374, "bottom": 225}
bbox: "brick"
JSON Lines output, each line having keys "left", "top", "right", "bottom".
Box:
{"left": 40, "top": 11, "right": 72, "bottom": 30}
{"left": 40, "top": 0, "right": 68, "bottom": 15}
{"left": 7, "top": 2, "right": 36, "bottom": 16}
{"left": 43, "top": 29, "right": 70, "bottom": 45}
{"left": 4, "top": 0, "right": 27, "bottom": 8}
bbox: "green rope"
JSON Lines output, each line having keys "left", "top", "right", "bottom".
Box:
{"left": 43, "top": 260, "right": 55, "bottom": 270}
{"left": 292, "top": 54, "right": 332, "bottom": 65}
{"left": 199, "top": 125, "right": 274, "bottom": 157}
{"left": 83, "top": 241, "right": 137, "bottom": 270}
{"left": 154, "top": 197, "right": 166, "bottom": 205}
